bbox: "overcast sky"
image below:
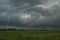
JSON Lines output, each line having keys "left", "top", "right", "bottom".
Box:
{"left": 0, "top": 0, "right": 60, "bottom": 29}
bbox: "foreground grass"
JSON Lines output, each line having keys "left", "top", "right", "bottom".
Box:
{"left": 0, "top": 30, "right": 60, "bottom": 40}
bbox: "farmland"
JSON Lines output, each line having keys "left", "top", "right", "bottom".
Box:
{"left": 0, "top": 30, "right": 60, "bottom": 40}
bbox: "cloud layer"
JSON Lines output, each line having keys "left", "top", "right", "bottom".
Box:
{"left": 0, "top": 0, "right": 60, "bottom": 29}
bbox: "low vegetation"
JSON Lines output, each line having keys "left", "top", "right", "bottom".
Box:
{"left": 0, "top": 30, "right": 60, "bottom": 40}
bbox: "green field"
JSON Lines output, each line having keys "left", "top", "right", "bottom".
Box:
{"left": 0, "top": 30, "right": 60, "bottom": 40}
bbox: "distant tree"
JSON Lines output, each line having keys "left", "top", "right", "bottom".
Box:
{"left": 8, "top": 28, "right": 16, "bottom": 30}
{"left": 2, "top": 29, "right": 7, "bottom": 31}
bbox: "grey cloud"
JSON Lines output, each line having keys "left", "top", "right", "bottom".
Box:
{"left": 0, "top": 0, "right": 60, "bottom": 29}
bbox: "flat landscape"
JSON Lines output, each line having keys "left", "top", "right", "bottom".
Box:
{"left": 0, "top": 30, "right": 60, "bottom": 40}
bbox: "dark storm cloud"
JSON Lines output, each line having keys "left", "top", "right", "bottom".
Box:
{"left": 10, "top": 0, "right": 41, "bottom": 6}
{"left": 0, "top": 0, "right": 60, "bottom": 28}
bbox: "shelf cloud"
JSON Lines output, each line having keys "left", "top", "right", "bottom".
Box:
{"left": 0, "top": 0, "right": 60, "bottom": 29}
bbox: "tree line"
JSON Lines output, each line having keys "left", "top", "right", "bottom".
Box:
{"left": 0, "top": 28, "right": 16, "bottom": 31}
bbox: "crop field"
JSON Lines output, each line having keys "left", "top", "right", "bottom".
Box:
{"left": 0, "top": 30, "right": 60, "bottom": 40}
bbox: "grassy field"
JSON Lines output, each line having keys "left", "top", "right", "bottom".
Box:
{"left": 0, "top": 30, "right": 60, "bottom": 40}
